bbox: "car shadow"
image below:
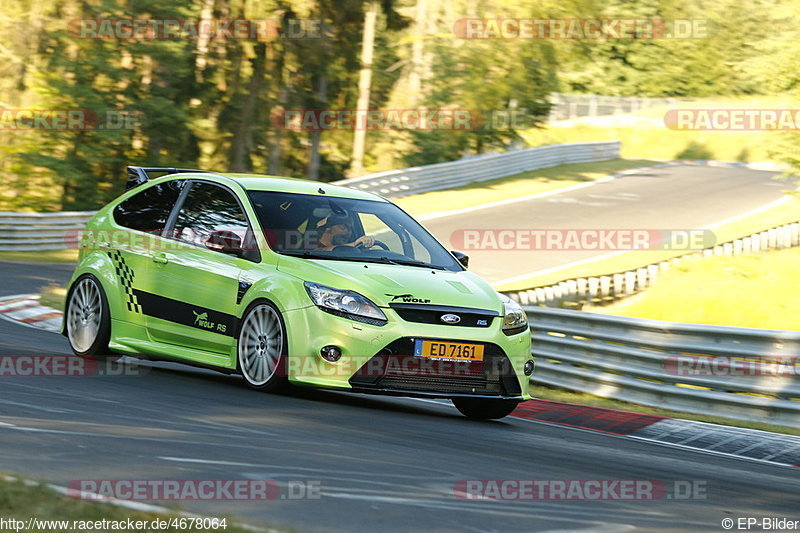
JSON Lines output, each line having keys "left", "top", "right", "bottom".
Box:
{"left": 124, "top": 356, "right": 512, "bottom": 423}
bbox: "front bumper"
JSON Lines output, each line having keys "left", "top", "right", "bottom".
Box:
{"left": 283, "top": 305, "right": 532, "bottom": 399}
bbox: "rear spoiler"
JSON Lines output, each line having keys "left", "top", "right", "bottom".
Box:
{"left": 126, "top": 166, "right": 217, "bottom": 190}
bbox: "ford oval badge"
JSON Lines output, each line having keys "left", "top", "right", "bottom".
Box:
{"left": 440, "top": 313, "right": 461, "bottom": 324}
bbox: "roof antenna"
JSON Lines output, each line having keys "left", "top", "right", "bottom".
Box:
{"left": 318, "top": 187, "right": 326, "bottom": 194}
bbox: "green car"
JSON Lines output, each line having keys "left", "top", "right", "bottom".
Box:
{"left": 63, "top": 167, "right": 534, "bottom": 419}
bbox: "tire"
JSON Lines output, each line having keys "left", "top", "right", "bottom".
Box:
{"left": 65, "top": 274, "right": 113, "bottom": 359}
{"left": 237, "top": 300, "right": 288, "bottom": 392}
{"left": 452, "top": 398, "right": 520, "bottom": 420}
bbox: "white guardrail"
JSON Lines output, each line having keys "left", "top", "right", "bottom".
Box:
{"left": 504, "top": 220, "right": 800, "bottom": 308}
{"left": 0, "top": 141, "right": 620, "bottom": 251}
{"left": 0, "top": 211, "right": 97, "bottom": 251}
{"left": 547, "top": 93, "right": 687, "bottom": 122}
{"left": 332, "top": 141, "right": 620, "bottom": 197}
{"left": 527, "top": 306, "right": 800, "bottom": 428}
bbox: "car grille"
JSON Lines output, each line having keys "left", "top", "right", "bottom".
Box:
{"left": 389, "top": 303, "right": 499, "bottom": 328}
{"left": 348, "top": 338, "right": 521, "bottom": 397}
{"left": 378, "top": 375, "right": 504, "bottom": 395}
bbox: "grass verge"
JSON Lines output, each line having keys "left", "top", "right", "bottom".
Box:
{"left": 585, "top": 246, "right": 800, "bottom": 330}
{"left": 0, "top": 476, "right": 287, "bottom": 533}
{"left": 0, "top": 249, "right": 79, "bottom": 264}
{"left": 495, "top": 194, "right": 800, "bottom": 291}
{"left": 394, "top": 158, "right": 658, "bottom": 218}
{"left": 39, "top": 283, "right": 67, "bottom": 312}
{"left": 532, "top": 384, "right": 800, "bottom": 437}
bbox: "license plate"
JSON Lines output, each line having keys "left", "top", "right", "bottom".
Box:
{"left": 413, "top": 340, "right": 484, "bottom": 362}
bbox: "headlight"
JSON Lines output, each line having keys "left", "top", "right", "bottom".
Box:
{"left": 305, "top": 282, "right": 387, "bottom": 325}
{"left": 499, "top": 293, "right": 528, "bottom": 335}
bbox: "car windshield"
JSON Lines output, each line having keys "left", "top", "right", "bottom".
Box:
{"left": 247, "top": 191, "right": 463, "bottom": 271}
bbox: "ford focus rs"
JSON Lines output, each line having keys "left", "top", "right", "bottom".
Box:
{"left": 64, "top": 167, "right": 533, "bottom": 419}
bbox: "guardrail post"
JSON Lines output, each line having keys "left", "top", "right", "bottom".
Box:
{"left": 535, "top": 287, "right": 546, "bottom": 305}
{"left": 612, "top": 273, "right": 624, "bottom": 299}
{"left": 624, "top": 271, "right": 636, "bottom": 295}
{"left": 587, "top": 277, "right": 599, "bottom": 301}
{"left": 599, "top": 276, "right": 611, "bottom": 300}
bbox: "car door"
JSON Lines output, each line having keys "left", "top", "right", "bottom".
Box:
{"left": 108, "top": 179, "right": 187, "bottom": 328}
{"left": 142, "top": 180, "right": 259, "bottom": 358}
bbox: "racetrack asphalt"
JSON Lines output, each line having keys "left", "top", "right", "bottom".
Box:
{"left": 420, "top": 164, "right": 789, "bottom": 284}
{"left": 0, "top": 261, "right": 799, "bottom": 533}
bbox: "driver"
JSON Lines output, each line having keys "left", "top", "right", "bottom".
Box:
{"left": 314, "top": 216, "right": 375, "bottom": 251}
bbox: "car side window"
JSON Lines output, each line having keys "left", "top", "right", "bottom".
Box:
{"left": 113, "top": 180, "right": 185, "bottom": 234}
{"left": 171, "top": 182, "right": 257, "bottom": 259}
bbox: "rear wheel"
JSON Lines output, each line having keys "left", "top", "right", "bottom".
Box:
{"left": 452, "top": 398, "right": 520, "bottom": 420}
{"left": 237, "top": 301, "right": 287, "bottom": 392}
{"left": 66, "top": 275, "right": 113, "bottom": 359}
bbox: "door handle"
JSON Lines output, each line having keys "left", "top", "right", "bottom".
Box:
{"left": 151, "top": 253, "right": 169, "bottom": 264}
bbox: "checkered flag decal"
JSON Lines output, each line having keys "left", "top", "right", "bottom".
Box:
{"left": 108, "top": 250, "right": 141, "bottom": 313}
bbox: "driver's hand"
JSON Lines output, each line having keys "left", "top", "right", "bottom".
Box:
{"left": 354, "top": 235, "right": 375, "bottom": 247}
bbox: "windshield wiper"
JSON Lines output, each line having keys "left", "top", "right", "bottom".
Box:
{"left": 280, "top": 250, "right": 367, "bottom": 263}
{"left": 280, "top": 250, "right": 445, "bottom": 270}
{"left": 373, "top": 256, "right": 445, "bottom": 270}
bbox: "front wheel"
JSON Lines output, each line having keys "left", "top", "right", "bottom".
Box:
{"left": 237, "top": 300, "right": 288, "bottom": 392}
{"left": 452, "top": 398, "right": 520, "bottom": 420}
{"left": 65, "top": 274, "right": 113, "bottom": 359}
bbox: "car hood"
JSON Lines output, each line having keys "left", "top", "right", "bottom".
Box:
{"left": 277, "top": 256, "right": 503, "bottom": 312}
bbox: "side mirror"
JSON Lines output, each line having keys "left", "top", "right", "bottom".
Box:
{"left": 206, "top": 230, "right": 243, "bottom": 257}
{"left": 451, "top": 250, "right": 469, "bottom": 269}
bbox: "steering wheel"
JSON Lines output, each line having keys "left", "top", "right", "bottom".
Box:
{"left": 354, "top": 239, "right": 390, "bottom": 251}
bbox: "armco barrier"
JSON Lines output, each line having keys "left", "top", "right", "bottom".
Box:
{"left": 526, "top": 306, "right": 800, "bottom": 428}
{"left": 504, "top": 221, "right": 800, "bottom": 308}
{"left": 332, "top": 141, "right": 620, "bottom": 197}
{"left": 547, "top": 93, "right": 689, "bottom": 122}
{"left": 0, "top": 211, "right": 97, "bottom": 251}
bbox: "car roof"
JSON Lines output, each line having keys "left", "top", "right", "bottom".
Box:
{"left": 155, "top": 172, "right": 387, "bottom": 202}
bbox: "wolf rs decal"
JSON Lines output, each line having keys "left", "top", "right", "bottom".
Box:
{"left": 108, "top": 250, "right": 141, "bottom": 313}
{"left": 191, "top": 310, "right": 226, "bottom": 333}
{"left": 192, "top": 310, "right": 209, "bottom": 325}
{"left": 386, "top": 293, "right": 431, "bottom": 304}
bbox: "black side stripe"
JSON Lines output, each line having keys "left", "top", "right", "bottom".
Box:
{"left": 132, "top": 289, "right": 237, "bottom": 337}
